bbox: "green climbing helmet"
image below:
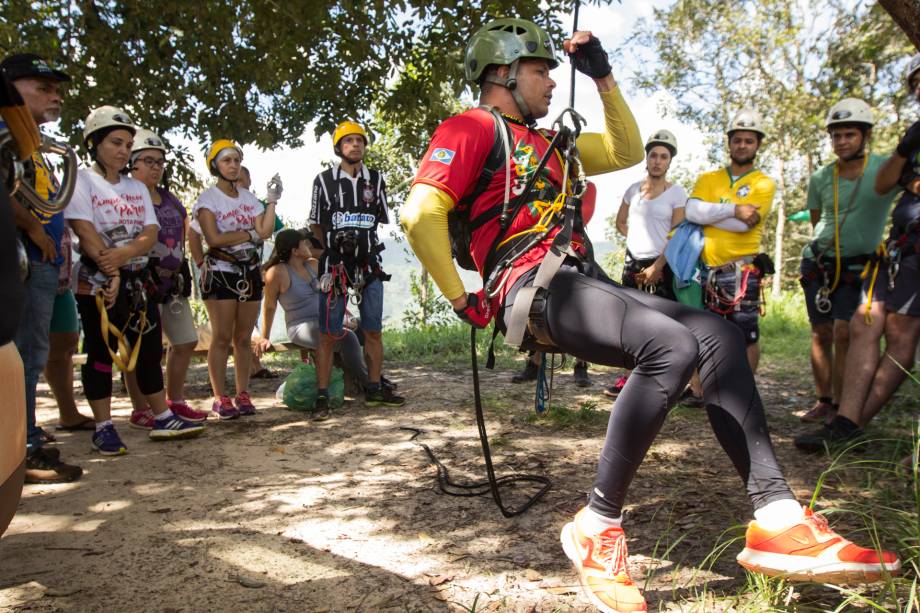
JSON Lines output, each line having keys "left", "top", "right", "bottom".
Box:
{"left": 464, "top": 18, "right": 559, "bottom": 83}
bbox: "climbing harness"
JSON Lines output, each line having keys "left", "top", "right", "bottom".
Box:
{"left": 812, "top": 157, "right": 868, "bottom": 314}
{"left": 201, "top": 247, "right": 261, "bottom": 301}
{"left": 94, "top": 272, "right": 154, "bottom": 373}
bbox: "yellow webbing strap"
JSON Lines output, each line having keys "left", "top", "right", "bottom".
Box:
{"left": 859, "top": 242, "right": 887, "bottom": 325}
{"left": 95, "top": 290, "right": 146, "bottom": 372}
{"left": 497, "top": 193, "right": 566, "bottom": 248}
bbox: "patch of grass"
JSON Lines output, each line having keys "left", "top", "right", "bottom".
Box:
{"left": 525, "top": 400, "right": 610, "bottom": 430}
{"left": 383, "top": 323, "right": 519, "bottom": 369}
{"left": 760, "top": 290, "right": 811, "bottom": 380}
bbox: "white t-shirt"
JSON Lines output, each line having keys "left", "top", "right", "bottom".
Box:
{"left": 65, "top": 169, "right": 158, "bottom": 294}
{"left": 622, "top": 181, "right": 687, "bottom": 259}
{"left": 192, "top": 186, "right": 262, "bottom": 272}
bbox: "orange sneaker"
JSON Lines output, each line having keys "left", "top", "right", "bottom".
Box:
{"left": 737, "top": 507, "right": 900, "bottom": 583}
{"left": 560, "top": 508, "right": 647, "bottom": 613}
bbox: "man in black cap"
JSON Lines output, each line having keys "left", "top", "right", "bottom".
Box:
{"left": 1, "top": 53, "right": 83, "bottom": 483}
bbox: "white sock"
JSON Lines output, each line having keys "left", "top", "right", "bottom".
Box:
{"left": 95, "top": 419, "right": 113, "bottom": 432}
{"left": 578, "top": 506, "right": 623, "bottom": 533}
{"left": 753, "top": 498, "right": 805, "bottom": 531}
{"left": 154, "top": 409, "right": 173, "bottom": 421}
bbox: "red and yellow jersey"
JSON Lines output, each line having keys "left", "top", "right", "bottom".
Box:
{"left": 690, "top": 168, "right": 775, "bottom": 267}
{"left": 406, "top": 86, "right": 644, "bottom": 304}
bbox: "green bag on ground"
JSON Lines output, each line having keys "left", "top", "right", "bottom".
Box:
{"left": 281, "top": 362, "right": 344, "bottom": 411}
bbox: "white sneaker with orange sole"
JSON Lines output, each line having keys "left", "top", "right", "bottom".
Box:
{"left": 560, "top": 508, "right": 647, "bottom": 613}
{"left": 737, "top": 506, "right": 900, "bottom": 583}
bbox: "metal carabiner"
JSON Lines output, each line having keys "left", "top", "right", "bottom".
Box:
{"left": 815, "top": 286, "right": 832, "bottom": 314}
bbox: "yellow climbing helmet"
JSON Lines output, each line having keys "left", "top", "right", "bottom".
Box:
{"left": 206, "top": 139, "right": 243, "bottom": 174}
{"left": 332, "top": 121, "right": 368, "bottom": 148}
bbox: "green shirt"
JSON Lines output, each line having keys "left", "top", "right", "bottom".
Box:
{"left": 802, "top": 153, "right": 897, "bottom": 260}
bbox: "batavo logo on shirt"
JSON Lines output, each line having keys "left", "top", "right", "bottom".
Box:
{"left": 430, "top": 148, "right": 455, "bottom": 165}
{"left": 332, "top": 211, "right": 376, "bottom": 229}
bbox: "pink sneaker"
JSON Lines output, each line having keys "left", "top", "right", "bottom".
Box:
{"left": 168, "top": 399, "right": 209, "bottom": 423}
{"left": 212, "top": 396, "right": 239, "bottom": 420}
{"left": 129, "top": 408, "right": 156, "bottom": 430}
{"left": 235, "top": 391, "right": 257, "bottom": 416}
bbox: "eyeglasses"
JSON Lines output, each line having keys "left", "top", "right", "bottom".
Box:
{"left": 136, "top": 157, "right": 167, "bottom": 169}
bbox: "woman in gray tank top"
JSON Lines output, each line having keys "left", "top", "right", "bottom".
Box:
{"left": 255, "top": 229, "right": 367, "bottom": 385}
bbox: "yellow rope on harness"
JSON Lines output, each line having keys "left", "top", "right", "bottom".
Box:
{"left": 497, "top": 192, "right": 567, "bottom": 248}
{"left": 829, "top": 156, "right": 869, "bottom": 293}
{"left": 859, "top": 242, "right": 887, "bottom": 325}
{"left": 95, "top": 289, "right": 146, "bottom": 372}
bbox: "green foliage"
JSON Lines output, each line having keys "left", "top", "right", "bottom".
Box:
{"left": 402, "top": 269, "right": 454, "bottom": 329}
{"left": 383, "top": 321, "right": 518, "bottom": 369}
{"left": 1, "top": 0, "right": 605, "bottom": 187}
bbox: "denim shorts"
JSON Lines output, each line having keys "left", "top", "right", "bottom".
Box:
{"left": 318, "top": 277, "right": 383, "bottom": 334}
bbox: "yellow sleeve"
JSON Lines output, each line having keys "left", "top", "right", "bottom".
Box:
{"left": 751, "top": 176, "right": 776, "bottom": 220}
{"left": 400, "top": 183, "right": 466, "bottom": 302}
{"left": 575, "top": 87, "right": 644, "bottom": 176}
{"left": 689, "top": 174, "right": 711, "bottom": 201}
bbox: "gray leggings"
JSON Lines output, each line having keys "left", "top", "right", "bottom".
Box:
{"left": 287, "top": 319, "right": 368, "bottom": 385}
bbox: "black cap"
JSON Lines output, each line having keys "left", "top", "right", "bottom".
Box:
{"left": 0, "top": 53, "right": 71, "bottom": 83}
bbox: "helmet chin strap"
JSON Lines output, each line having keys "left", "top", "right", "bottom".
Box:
{"left": 482, "top": 60, "right": 536, "bottom": 127}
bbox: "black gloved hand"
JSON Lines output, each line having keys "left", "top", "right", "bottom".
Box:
{"left": 454, "top": 291, "right": 492, "bottom": 329}
{"left": 896, "top": 120, "right": 920, "bottom": 159}
{"left": 568, "top": 36, "right": 612, "bottom": 79}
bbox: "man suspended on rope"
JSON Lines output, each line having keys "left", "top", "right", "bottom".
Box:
{"left": 401, "top": 18, "right": 899, "bottom": 613}
{"left": 66, "top": 106, "right": 205, "bottom": 455}
{"left": 684, "top": 110, "right": 775, "bottom": 374}
{"left": 308, "top": 121, "right": 405, "bottom": 415}
{"left": 796, "top": 56, "right": 920, "bottom": 454}
{"left": 607, "top": 129, "right": 686, "bottom": 399}
{"left": 796, "top": 98, "right": 898, "bottom": 425}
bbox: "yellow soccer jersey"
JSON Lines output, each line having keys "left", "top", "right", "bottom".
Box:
{"left": 690, "top": 167, "right": 775, "bottom": 267}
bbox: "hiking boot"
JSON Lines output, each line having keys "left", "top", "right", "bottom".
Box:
{"left": 235, "top": 391, "right": 257, "bottom": 416}
{"left": 381, "top": 375, "right": 398, "bottom": 392}
{"left": 604, "top": 375, "right": 629, "bottom": 399}
{"left": 511, "top": 360, "right": 539, "bottom": 384}
{"left": 25, "top": 447, "right": 83, "bottom": 484}
{"left": 737, "top": 506, "right": 900, "bottom": 583}
{"left": 560, "top": 508, "right": 647, "bottom": 612}
{"left": 168, "top": 399, "right": 209, "bottom": 423}
{"left": 801, "top": 400, "right": 835, "bottom": 424}
{"left": 794, "top": 416, "right": 865, "bottom": 454}
{"left": 365, "top": 386, "right": 406, "bottom": 407}
{"left": 150, "top": 413, "right": 206, "bottom": 441}
{"left": 211, "top": 396, "right": 240, "bottom": 421}
{"left": 312, "top": 395, "right": 331, "bottom": 422}
{"left": 573, "top": 361, "right": 592, "bottom": 388}
{"left": 129, "top": 408, "right": 155, "bottom": 430}
{"left": 91, "top": 424, "right": 128, "bottom": 456}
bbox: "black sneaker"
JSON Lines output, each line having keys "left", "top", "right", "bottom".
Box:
{"left": 365, "top": 386, "right": 406, "bottom": 407}
{"left": 573, "top": 361, "right": 592, "bottom": 387}
{"left": 312, "top": 395, "right": 331, "bottom": 422}
{"left": 678, "top": 387, "right": 705, "bottom": 409}
{"left": 511, "top": 361, "right": 539, "bottom": 383}
{"left": 25, "top": 448, "right": 83, "bottom": 484}
{"left": 794, "top": 417, "right": 865, "bottom": 454}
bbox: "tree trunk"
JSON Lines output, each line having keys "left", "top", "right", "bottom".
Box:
{"left": 772, "top": 154, "right": 788, "bottom": 298}
{"left": 879, "top": 0, "right": 920, "bottom": 50}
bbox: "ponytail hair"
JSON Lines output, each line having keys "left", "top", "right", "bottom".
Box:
{"left": 263, "top": 228, "right": 305, "bottom": 273}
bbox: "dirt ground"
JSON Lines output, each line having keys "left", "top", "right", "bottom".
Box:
{"left": 0, "top": 358, "right": 861, "bottom": 612}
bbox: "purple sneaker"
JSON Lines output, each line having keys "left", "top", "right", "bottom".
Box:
{"left": 235, "top": 391, "right": 257, "bottom": 416}
{"left": 212, "top": 396, "right": 240, "bottom": 420}
{"left": 91, "top": 424, "right": 128, "bottom": 456}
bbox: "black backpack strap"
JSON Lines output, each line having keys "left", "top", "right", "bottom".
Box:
{"left": 461, "top": 107, "right": 513, "bottom": 217}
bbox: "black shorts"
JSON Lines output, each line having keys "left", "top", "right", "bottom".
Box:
{"left": 200, "top": 268, "right": 263, "bottom": 302}
{"left": 706, "top": 266, "right": 761, "bottom": 345}
{"left": 800, "top": 257, "right": 863, "bottom": 324}
{"left": 621, "top": 252, "right": 675, "bottom": 301}
{"left": 863, "top": 252, "right": 920, "bottom": 316}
